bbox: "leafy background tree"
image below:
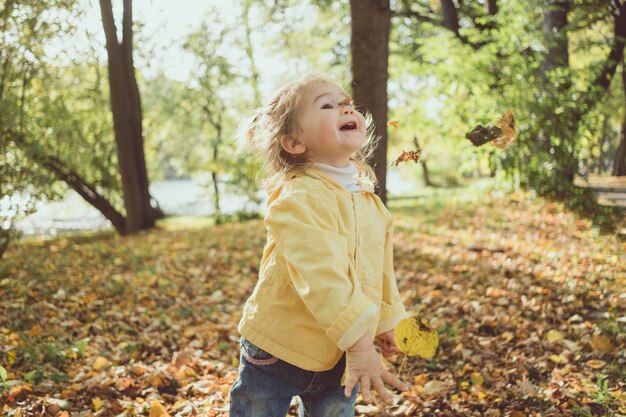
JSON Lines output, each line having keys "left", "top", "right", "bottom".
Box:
{"left": 2, "top": 0, "right": 624, "bottom": 254}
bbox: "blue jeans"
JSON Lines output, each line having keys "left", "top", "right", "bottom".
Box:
{"left": 229, "top": 338, "right": 357, "bottom": 417}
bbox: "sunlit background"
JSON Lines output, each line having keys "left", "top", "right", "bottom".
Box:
{"left": 3, "top": 0, "right": 624, "bottom": 236}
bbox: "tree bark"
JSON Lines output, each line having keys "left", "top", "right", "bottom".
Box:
{"left": 242, "top": 0, "right": 261, "bottom": 108}
{"left": 413, "top": 136, "right": 432, "bottom": 186}
{"left": 614, "top": 63, "right": 626, "bottom": 176}
{"left": 485, "top": 0, "right": 498, "bottom": 15}
{"left": 540, "top": 0, "right": 570, "bottom": 78}
{"left": 440, "top": 0, "right": 460, "bottom": 35}
{"left": 99, "top": 0, "right": 156, "bottom": 234}
{"left": 211, "top": 120, "right": 223, "bottom": 223}
{"left": 349, "top": 0, "right": 391, "bottom": 204}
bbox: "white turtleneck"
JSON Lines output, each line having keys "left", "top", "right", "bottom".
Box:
{"left": 312, "top": 162, "right": 361, "bottom": 192}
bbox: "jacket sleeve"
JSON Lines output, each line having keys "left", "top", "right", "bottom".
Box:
{"left": 265, "top": 188, "right": 379, "bottom": 351}
{"left": 376, "top": 211, "right": 409, "bottom": 336}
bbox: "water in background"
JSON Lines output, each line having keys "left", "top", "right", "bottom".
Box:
{"left": 14, "top": 168, "right": 421, "bottom": 236}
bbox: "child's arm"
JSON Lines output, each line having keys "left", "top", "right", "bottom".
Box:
{"left": 344, "top": 331, "right": 409, "bottom": 403}
{"left": 376, "top": 212, "right": 410, "bottom": 336}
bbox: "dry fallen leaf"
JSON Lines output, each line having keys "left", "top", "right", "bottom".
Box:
{"left": 92, "top": 356, "right": 110, "bottom": 371}
{"left": 470, "top": 372, "right": 484, "bottom": 386}
{"left": 149, "top": 399, "right": 166, "bottom": 417}
{"left": 591, "top": 335, "right": 613, "bottom": 352}
{"left": 585, "top": 359, "right": 607, "bottom": 369}
{"left": 423, "top": 380, "right": 448, "bottom": 395}
{"left": 546, "top": 329, "right": 563, "bottom": 343}
{"left": 92, "top": 397, "right": 103, "bottom": 411}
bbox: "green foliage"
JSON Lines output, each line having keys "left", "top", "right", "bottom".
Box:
{"left": 389, "top": 0, "right": 622, "bottom": 230}
{"left": 2, "top": 0, "right": 624, "bottom": 238}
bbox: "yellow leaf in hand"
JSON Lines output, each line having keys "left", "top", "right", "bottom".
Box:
{"left": 394, "top": 316, "right": 438, "bottom": 359}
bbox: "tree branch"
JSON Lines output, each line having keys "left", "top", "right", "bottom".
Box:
{"left": 9, "top": 131, "right": 127, "bottom": 234}
{"left": 98, "top": 0, "right": 119, "bottom": 49}
{"left": 122, "top": 0, "right": 133, "bottom": 67}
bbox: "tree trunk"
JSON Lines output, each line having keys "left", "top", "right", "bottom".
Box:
{"left": 614, "top": 63, "right": 626, "bottom": 176}
{"left": 242, "top": 0, "right": 261, "bottom": 108}
{"left": 212, "top": 120, "right": 223, "bottom": 223}
{"left": 440, "top": 0, "right": 461, "bottom": 35}
{"left": 613, "top": 123, "right": 626, "bottom": 176}
{"left": 10, "top": 132, "right": 127, "bottom": 234}
{"left": 99, "top": 0, "right": 156, "bottom": 234}
{"left": 540, "top": 0, "right": 570, "bottom": 78}
{"left": 349, "top": 0, "right": 391, "bottom": 204}
{"left": 485, "top": 0, "right": 498, "bottom": 15}
{"left": 413, "top": 136, "right": 432, "bottom": 186}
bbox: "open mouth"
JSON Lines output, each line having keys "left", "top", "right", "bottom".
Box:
{"left": 340, "top": 122, "right": 357, "bottom": 131}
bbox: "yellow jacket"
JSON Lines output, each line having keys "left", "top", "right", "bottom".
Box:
{"left": 238, "top": 168, "right": 407, "bottom": 371}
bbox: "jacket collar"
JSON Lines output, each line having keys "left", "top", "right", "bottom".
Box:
{"left": 302, "top": 167, "right": 376, "bottom": 194}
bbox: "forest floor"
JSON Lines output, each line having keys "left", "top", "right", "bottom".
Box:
{"left": 1, "top": 186, "right": 625, "bottom": 417}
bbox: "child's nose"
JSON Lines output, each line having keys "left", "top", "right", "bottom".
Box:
{"left": 342, "top": 106, "right": 354, "bottom": 114}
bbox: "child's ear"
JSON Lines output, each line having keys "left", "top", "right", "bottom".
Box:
{"left": 280, "top": 135, "right": 306, "bottom": 155}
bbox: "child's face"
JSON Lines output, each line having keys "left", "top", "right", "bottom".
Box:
{"left": 295, "top": 82, "right": 366, "bottom": 167}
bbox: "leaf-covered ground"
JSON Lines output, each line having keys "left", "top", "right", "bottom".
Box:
{"left": 1, "top": 188, "right": 624, "bottom": 417}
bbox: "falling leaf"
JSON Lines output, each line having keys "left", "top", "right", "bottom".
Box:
{"left": 491, "top": 109, "right": 516, "bottom": 149}
{"left": 394, "top": 316, "right": 438, "bottom": 359}
{"left": 546, "top": 329, "right": 564, "bottom": 343}
{"left": 337, "top": 96, "right": 352, "bottom": 106}
{"left": 591, "top": 335, "right": 613, "bottom": 352}
{"left": 465, "top": 109, "right": 517, "bottom": 148}
{"left": 387, "top": 120, "right": 400, "bottom": 129}
{"left": 390, "top": 149, "right": 422, "bottom": 166}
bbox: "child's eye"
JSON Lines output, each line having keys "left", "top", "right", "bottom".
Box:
{"left": 321, "top": 103, "right": 334, "bottom": 109}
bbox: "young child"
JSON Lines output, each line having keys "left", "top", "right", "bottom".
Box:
{"left": 229, "top": 73, "right": 409, "bottom": 417}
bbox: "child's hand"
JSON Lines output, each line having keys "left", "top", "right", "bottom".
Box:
{"left": 345, "top": 331, "right": 409, "bottom": 404}
{"left": 375, "top": 330, "right": 399, "bottom": 358}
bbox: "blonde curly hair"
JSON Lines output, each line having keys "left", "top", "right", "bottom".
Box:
{"left": 240, "top": 73, "right": 379, "bottom": 192}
